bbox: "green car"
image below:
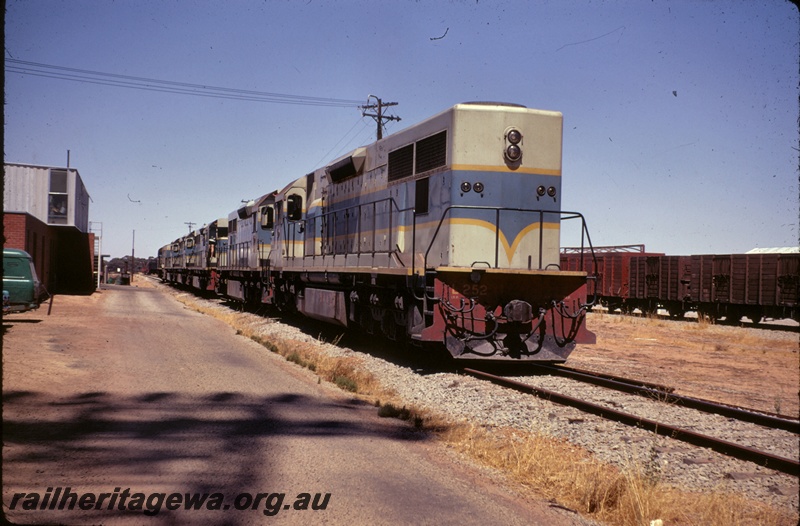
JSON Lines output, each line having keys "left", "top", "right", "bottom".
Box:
{"left": 3, "top": 249, "right": 47, "bottom": 313}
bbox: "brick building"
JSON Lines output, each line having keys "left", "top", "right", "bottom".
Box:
{"left": 3, "top": 163, "right": 95, "bottom": 294}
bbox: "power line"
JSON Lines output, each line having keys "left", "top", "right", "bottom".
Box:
{"left": 5, "top": 59, "right": 363, "bottom": 108}
{"left": 312, "top": 117, "right": 371, "bottom": 170}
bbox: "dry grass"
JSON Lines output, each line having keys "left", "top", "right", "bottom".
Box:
{"left": 578, "top": 311, "right": 799, "bottom": 417}
{"left": 173, "top": 291, "right": 797, "bottom": 526}
{"left": 440, "top": 424, "right": 793, "bottom": 526}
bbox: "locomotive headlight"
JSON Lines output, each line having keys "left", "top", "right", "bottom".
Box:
{"left": 505, "top": 144, "right": 522, "bottom": 162}
{"left": 460, "top": 181, "right": 472, "bottom": 193}
{"left": 504, "top": 128, "right": 523, "bottom": 163}
{"left": 537, "top": 185, "right": 546, "bottom": 197}
{"left": 473, "top": 182, "right": 484, "bottom": 193}
{"left": 547, "top": 186, "right": 557, "bottom": 197}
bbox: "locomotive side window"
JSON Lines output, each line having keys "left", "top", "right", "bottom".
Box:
{"left": 286, "top": 194, "right": 303, "bottom": 221}
{"left": 415, "top": 131, "right": 446, "bottom": 173}
{"left": 415, "top": 177, "right": 429, "bottom": 215}
{"left": 388, "top": 144, "right": 414, "bottom": 181}
{"left": 260, "top": 205, "right": 274, "bottom": 229}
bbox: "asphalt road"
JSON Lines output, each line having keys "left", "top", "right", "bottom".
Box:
{"left": 2, "top": 283, "right": 585, "bottom": 525}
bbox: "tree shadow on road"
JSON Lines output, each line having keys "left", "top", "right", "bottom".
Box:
{"left": 2, "top": 389, "right": 424, "bottom": 524}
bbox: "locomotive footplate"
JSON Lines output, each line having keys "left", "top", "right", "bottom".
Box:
{"left": 419, "top": 268, "right": 596, "bottom": 361}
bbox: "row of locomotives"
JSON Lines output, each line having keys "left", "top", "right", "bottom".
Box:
{"left": 157, "top": 244, "right": 169, "bottom": 280}
{"left": 561, "top": 246, "right": 799, "bottom": 324}
{"left": 157, "top": 219, "right": 228, "bottom": 293}
{"left": 158, "top": 239, "right": 184, "bottom": 283}
{"left": 194, "top": 219, "right": 228, "bottom": 293}
{"left": 216, "top": 192, "right": 276, "bottom": 305}
{"left": 263, "top": 102, "right": 597, "bottom": 361}
{"left": 145, "top": 257, "right": 159, "bottom": 275}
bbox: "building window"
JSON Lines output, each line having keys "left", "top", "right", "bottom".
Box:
{"left": 49, "top": 169, "right": 69, "bottom": 224}
{"left": 50, "top": 169, "right": 67, "bottom": 192}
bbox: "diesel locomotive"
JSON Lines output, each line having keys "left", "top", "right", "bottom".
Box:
{"left": 160, "top": 102, "right": 597, "bottom": 361}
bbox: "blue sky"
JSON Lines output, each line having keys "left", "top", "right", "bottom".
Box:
{"left": 5, "top": 0, "right": 798, "bottom": 259}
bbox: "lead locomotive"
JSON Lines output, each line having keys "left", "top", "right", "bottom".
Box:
{"left": 160, "top": 103, "right": 597, "bottom": 361}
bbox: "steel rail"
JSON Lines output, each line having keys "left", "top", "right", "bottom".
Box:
{"left": 532, "top": 364, "right": 800, "bottom": 434}
{"left": 463, "top": 368, "right": 800, "bottom": 477}
{"left": 533, "top": 364, "right": 675, "bottom": 393}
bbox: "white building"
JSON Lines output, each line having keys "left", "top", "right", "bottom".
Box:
{"left": 3, "top": 162, "right": 95, "bottom": 293}
{"left": 4, "top": 163, "right": 90, "bottom": 232}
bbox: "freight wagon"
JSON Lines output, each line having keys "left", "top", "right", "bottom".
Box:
{"left": 561, "top": 246, "right": 799, "bottom": 323}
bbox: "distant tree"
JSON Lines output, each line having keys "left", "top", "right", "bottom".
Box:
{"left": 106, "top": 256, "right": 151, "bottom": 273}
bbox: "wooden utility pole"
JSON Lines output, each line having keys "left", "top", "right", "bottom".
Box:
{"left": 361, "top": 95, "right": 400, "bottom": 140}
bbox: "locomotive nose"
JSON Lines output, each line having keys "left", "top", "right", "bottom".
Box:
{"left": 503, "top": 300, "right": 534, "bottom": 323}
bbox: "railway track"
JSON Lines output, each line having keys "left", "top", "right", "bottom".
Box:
{"left": 463, "top": 367, "right": 800, "bottom": 477}
{"left": 530, "top": 364, "right": 800, "bottom": 433}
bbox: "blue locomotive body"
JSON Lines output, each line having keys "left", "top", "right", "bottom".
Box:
{"left": 160, "top": 103, "right": 597, "bottom": 361}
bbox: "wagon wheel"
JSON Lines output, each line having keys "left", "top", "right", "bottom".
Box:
{"left": 697, "top": 310, "right": 714, "bottom": 324}
{"left": 668, "top": 307, "right": 685, "bottom": 319}
{"left": 639, "top": 301, "right": 658, "bottom": 317}
{"left": 746, "top": 308, "right": 763, "bottom": 325}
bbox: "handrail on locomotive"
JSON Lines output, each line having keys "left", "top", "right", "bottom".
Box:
{"left": 419, "top": 204, "right": 597, "bottom": 308}
{"left": 278, "top": 195, "right": 415, "bottom": 261}
{"left": 281, "top": 197, "right": 599, "bottom": 315}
